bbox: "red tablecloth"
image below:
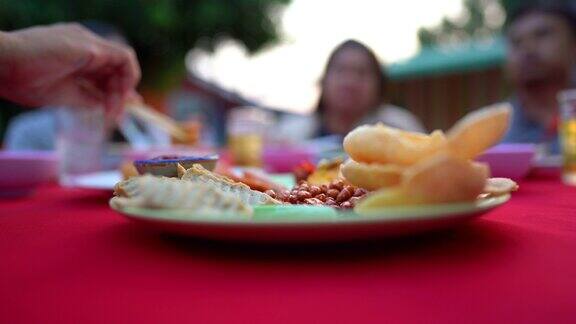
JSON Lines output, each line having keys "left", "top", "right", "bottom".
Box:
{"left": 1, "top": 171, "right": 576, "bottom": 324}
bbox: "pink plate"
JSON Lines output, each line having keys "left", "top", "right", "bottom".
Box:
{"left": 477, "top": 143, "right": 535, "bottom": 180}
{"left": 0, "top": 151, "right": 58, "bottom": 197}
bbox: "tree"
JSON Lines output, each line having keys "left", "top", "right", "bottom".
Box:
{"left": 417, "top": 0, "right": 533, "bottom": 47}
{"left": 0, "top": 0, "right": 290, "bottom": 140}
{"left": 0, "top": 0, "right": 291, "bottom": 89}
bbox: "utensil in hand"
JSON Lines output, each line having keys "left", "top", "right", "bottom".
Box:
{"left": 126, "top": 103, "right": 188, "bottom": 143}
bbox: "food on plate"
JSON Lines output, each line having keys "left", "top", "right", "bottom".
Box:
{"left": 293, "top": 161, "right": 316, "bottom": 183}
{"left": 343, "top": 104, "right": 511, "bottom": 167}
{"left": 214, "top": 163, "right": 286, "bottom": 193}
{"left": 306, "top": 157, "right": 344, "bottom": 185}
{"left": 120, "top": 160, "right": 139, "bottom": 180}
{"left": 355, "top": 154, "right": 488, "bottom": 210}
{"left": 110, "top": 104, "right": 516, "bottom": 218}
{"left": 344, "top": 125, "right": 447, "bottom": 165}
{"left": 110, "top": 175, "right": 253, "bottom": 216}
{"left": 446, "top": 103, "right": 511, "bottom": 160}
{"left": 111, "top": 163, "right": 282, "bottom": 216}
{"left": 133, "top": 154, "right": 218, "bottom": 177}
{"left": 340, "top": 159, "right": 403, "bottom": 191}
{"left": 266, "top": 179, "right": 368, "bottom": 209}
{"left": 483, "top": 177, "right": 519, "bottom": 197}
{"left": 241, "top": 170, "right": 286, "bottom": 192}
{"left": 341, "top": 105, "right": 516, "bottom": 211}
{"left": 181, "top": 164, "right": 281, "bottom": 205}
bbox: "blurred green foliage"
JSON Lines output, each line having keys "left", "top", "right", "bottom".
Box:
{"left": 417, "top": 0, "right": 555, "bottom": 47}
{"left": 0, "top": 0, "right": 290, "bottom": 89}
{"left": 0, "top": 0, "right": 290, "bottom": 142}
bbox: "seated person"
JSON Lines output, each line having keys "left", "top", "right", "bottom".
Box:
{"left": 502, "top": 2, "right": 576, "bottom": 154}
{"left": 276, "top": 39, "right": 425, "bottom": 141}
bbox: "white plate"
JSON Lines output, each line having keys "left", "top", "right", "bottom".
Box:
{"left": 68, "top": 170, "right": 122, "bottom": 190}
{"left": 68, "top": 170, "right": 295, "bottom": 191}
{"left": 532, "top": 154, "right": 562, "bottom": 169}
{"left": 111, "top": 194, "right": 510, "bottom": 242}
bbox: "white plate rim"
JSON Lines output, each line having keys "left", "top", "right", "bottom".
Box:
{"left": 111, "top": 194, "right": 510, "bottom": 227}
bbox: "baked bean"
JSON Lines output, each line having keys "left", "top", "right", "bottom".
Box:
{"left": 340, "top": 201, "right": 352, "bottom": 209}
{"left": 305, "top": 198, "right": 323, "bottom": 205}
{"left": 324, "top": 199, "right": 336, "bottom": 206}
{"left": 327, "top": 189, "right": 339, "bottom": 199}
{"left": 329, "top": 180, "right": 344, "bottom": 190}
{"left": 297, "top": 190, "right": 312, "bottom": 200}
{"left": 336, "top": 188, "right": 352, "bottom": 203}
{"left": 309, "top": 185, "right": 321, "bottom": 196}
{"left": 275, "top": 179, "right": 367, "bottom": 209}
{"left": 353, "top": 188, "right": 367, "bottom": 197}
{"left": 349, "top": 196, "right": 361, "bottom": 206}
{"left": 315, "top": 193, "right": 327, "bottom": 202}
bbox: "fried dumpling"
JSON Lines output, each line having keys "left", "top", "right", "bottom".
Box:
{"left": 111, "top": 175, "right": 253, "bottom": 216}
{"left": 181, "top": 164, "right": 281, "bottom": 205}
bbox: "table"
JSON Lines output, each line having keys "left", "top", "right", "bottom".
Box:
{"left": 1, "top": 170, "right": 575, "bottom": 323}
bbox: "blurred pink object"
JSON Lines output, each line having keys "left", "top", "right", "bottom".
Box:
{"left": 263, "top": 146, "right": 315, "bottom": 173}
{"left": 476, "top": 143, "right": 535, "bottom": 180}
{"left": 0, "top": 151, "right": 58, "bottom": 197}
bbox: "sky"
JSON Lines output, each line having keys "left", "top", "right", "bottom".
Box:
{"left": 188, "top": 0, "right": 464, "bottom": 114}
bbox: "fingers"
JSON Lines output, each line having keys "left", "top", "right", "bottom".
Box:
{"left": 73, "top": 37, "right": 140, "bottom": 120}
{"left": 47, "top": 78, "right": 104, "bottom": 110}
{"left": 126, "top": 91, "right": 143, "bottom": 105}
{"left": 81, "top": 40, "right": 140, "bottom": 91}
{"left": 118, "top": 46, "right": 141, "bottom": 93}
{"left": 105, "top": 77, "right": 124, "bottom": 124}
{"left": 1, "top": 23, "right": 141, "bottom": 114}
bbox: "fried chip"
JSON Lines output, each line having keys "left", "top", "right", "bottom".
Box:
{"left": 483, "top": 177, "right": 518, "bottom": 196}
{"left": 447, "top": 103, "right": 511, "bottom": 159}
{"left": 355, "top": 154, "right": 488, "bottom": 211}
{"left": 343, "top": 124, "right": 447, "bottom": 166}
{"left": 340, "top": 159, "right": 403, "bottom": 190}
{"left": 306, "top": 157, "right": 344, "bottom": 185}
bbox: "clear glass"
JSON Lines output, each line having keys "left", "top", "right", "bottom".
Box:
{"left": 557, "top": 89, "right": 576, "bottom": 186}
{"left": 226, "top": 107, "right": 274, "bottom": 167}
{"left": 55, "top": 106, "right": 106, "bottom": 186}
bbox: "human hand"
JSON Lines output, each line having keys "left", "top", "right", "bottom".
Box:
{"left": 0, "top": 23, "right": 141, "bottom": 121}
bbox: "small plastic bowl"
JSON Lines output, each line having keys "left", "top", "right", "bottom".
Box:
{"left": 134, "top": 154, "right": 218, "bottom": 177}
{"left": 476, "top": 143, "right": 535, "bottom": 180}
{"left": 263, "top": 146, "right": 315, "bottom": 173}
{"left": 0, "top": 151, "right": 58, "bottom": 197}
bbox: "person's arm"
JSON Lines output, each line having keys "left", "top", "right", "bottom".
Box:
{"left": 0, "top": 31, "right": 16, "bottom": 89}
{"left": 0, "top": 23, "right": 140, "bottom": 120}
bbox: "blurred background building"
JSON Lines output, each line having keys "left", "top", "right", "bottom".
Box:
{"left": 387, "top": 36, "right": 508, "bottom": 130}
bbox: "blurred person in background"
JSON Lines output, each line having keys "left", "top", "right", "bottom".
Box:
{"left": 3, "top": 21, "right": 155, "bottom": 150}
{"left": 276, "top": 39, "right": 425, "bottom": 141}
{"left": 502, "top": 2, "right": 576, "bottom": 154}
